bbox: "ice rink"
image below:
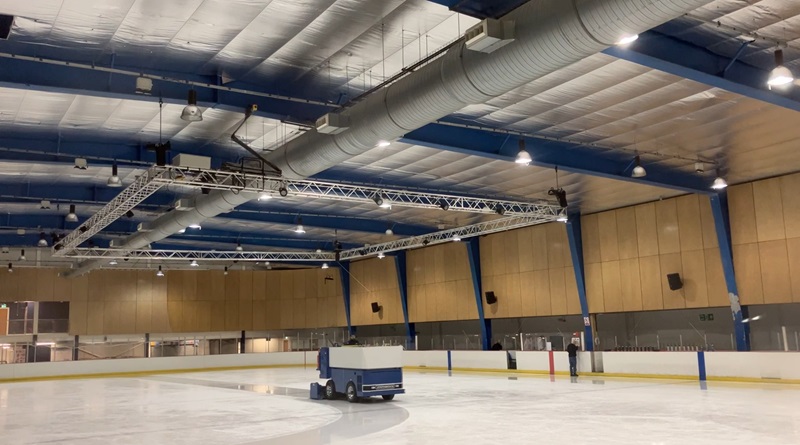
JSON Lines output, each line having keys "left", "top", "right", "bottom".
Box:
{"left": 1, "top": 367, "right": 798, "bottom": 444}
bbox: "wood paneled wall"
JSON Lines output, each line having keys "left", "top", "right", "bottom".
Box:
{"left": 349, "top": 258, "right": 404, "bottom": 326}
{"left": 480, "top": 223, "right": 581, "bottom": 318}
{"left": 0, "top": 268, "right": 346, "bottom": 335}
{"left": 728, "top": 174, "right": 800, "bottom": 305}
{"left": 581, "top": 195, "right": 729, "bottom": 312}
{"left": 407, "top": 242, "right": 477, "bottom": 322}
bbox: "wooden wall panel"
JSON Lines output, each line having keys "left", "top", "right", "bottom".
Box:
{"left": 532, "top": 225, "right": 550, "bottom": 270}
{"left": 548, "top": 268, "right": 567, "bottom": 315}
{"left": 676, "top": 195, "right": 703, "bottom": 252}
{"left": 615, "top": 207, "right": 639, "bottom": 259}
{"left": 584, "top": 262, "right": 605, "bottom": 313}
{"left": 597, "top": 211, "right": 620, "bottom": 262}
{"left": 660, "top": 253, "right": 685, "bottom": 309}
{"left": 519, "top": 271, "right": 536, "bottom": 316}
{"left": 532, "top": 269, "right": 551, "bottom": 316}
{"left": 728, "top": 184, "right": 758, "bottom": 245}
{"left": 681, "top": 250, "right": 708, "bottom": 308}
{"left": 564, "top": 267, "right": 582, "bottom": 315}
{"left": 787, "top": 237, "right": 800, "bottom": 303}
{"left": 639, "top": 255, "right": 663, "bottom": 310}
{"left": 581, "top": 214, "right": 601, "bottom": 264}
{"left": 601, "top": 261, "right": 623, "bottom": 313}
{"left": 752, "top": 178, "right": 786, "bottom": 242}
{"left": 655, "top": 200, "right": 681, "bottom": 254}
{"left": 758, "top": 240, "right": 792, "bottom": 304}
{"left": 733, "top": 243, "right": 764, "bottom": 305}
{"left": 698, "top": 197, "right": 719, "bottom": 249}
{"left": 546, "top": 223, "right": 568, "bottom": 268}
{"left": 619, "top": 258, "right": 643, "bottom": 312}
{"left": 635, "top": 203, "right": 660, "bottom": 257}
{"left": 781, "top": 174, "right": 800, "bottom": 239}
{"left": 518, "top": 228, "right": 534, "bottom": 272}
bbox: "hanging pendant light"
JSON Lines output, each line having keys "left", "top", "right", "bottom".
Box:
{"left": 180, "top": 90, "right": 204, "bottom": 122}
{"left": 107, "top": 162, "right": 122, "bottom": 187}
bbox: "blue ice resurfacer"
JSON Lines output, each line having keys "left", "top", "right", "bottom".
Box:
{"left": 311, "top": 346, "right": 404, "bottom": 402}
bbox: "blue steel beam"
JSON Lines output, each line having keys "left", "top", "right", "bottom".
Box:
{"left": 393, "top": 251, "right": 415, "bottom": 348}
{"left": 0, "top": 56, "right": 331, "bottom": 124}
{"left": 603, "top": 31, "right": 800, "bottom": 113}
{"left": 709, "top": 192, "right": 749, "bottom": 351}
{"left": 402, "top": 124, "right": 714, "bottom": 194}
{"left": 565, "top": 213, "right": 594, "bottom": 351}
{"left": 465, "top": 237, "right": 491, "bottom": 350}
{"left": 339, "top": 261, "right": 355, "bottom": 336}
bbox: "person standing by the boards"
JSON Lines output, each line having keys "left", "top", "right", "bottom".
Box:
{"left": 567, "top": 341, "right": 579, "bottom": 377}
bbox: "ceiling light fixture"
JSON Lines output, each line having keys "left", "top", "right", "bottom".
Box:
{"left": 18, "top": 249, "right": 25, "bottom": 261}
{"left": 37, "top": 232, "right": 48, "bottom": 247}
{"left": 40, "top": 200, "right": 51, "bottom": 210}
{"left": 294, "top": 217, "right": 306, "bottom": 234}
{"left": 439, "top": 200, "right": 450, "bottom": 211}
{"left": 385, "top": 227, "right": 394, "bottom": 236}
{"left": 278, "top": 186, "right": 288, "bottom": 197}
{"left": 235, "top": 243, "right": 243, "bottom": 252}
{"left": 377, "top": 252, "right": 385, "bottom": 259}
{"left": 109, "top": 259, "right": 118, "bottom": 265}
{"left": 188, "top": 223, "right": 202, "bottom": 230}
{"left": 616, "top": 34, "right": 639, "bottom": 45}
{"left": 224, "top": 266, "right": 229, "bottom": 275}
{"left": 632, "top": 155, "right": 647, "bottom": 178}
{"left": 377, "top": 140, "right": 391, "bottom": 147}
{"left": 495, "top": 205, "right": 506, "bottom": 216}
{"left": 768, "top": 49, "right": 794, "bottom": 87}
{"left": 180, "top": 90, "right": 203, "bottom": 122}
{"left": 452, "top": 235, "right": 462, "bottom": 242}
{"left": 258, "top": 191, "right": 272, "bottom": 201}
{"left": 156, "top": 265, "right": 164, "bottom": 277}
{"left": 557, "top": 212, "right": 569, "bottom": 223}
{"left": 190, "top": 260, "right": 199, "bottom": 267}
{"left": 711, "top": 171, "right": 728, "bottom": 190}
{"left": 107, "top": 162, "right": 122, "bottom": 187}
{"left": 177, "top": 228, "right": 186, "bottom": 234}
{"left": 66, "top": 204, "right": 78, "bottom": 222}
{"left": 7, "top": 263, "right": 12, "bottom": 273}
{"left": 321, "top": 263, "right": 329, "bottom": 269}
{"left": 515, "top": 139, "right": 532, "bottom": 165}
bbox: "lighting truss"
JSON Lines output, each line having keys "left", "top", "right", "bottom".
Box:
{"left": 53, "top": 165, "right": 561, "bottom": 258}
{"left": 53, "top": 168, "right": 170, "bottom": 255}
{"left": 65, "top": 248, "right": 334, "bottom": 262}
{"left": 340, "top": 215, "right": 553, "bottom": 260}
{"left": 154, "top": 165, "right": 560, "bottom": 216}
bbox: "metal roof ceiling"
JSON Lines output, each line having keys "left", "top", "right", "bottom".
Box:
{"left": 0, "top": 0, "right": 797, "bottom": 264}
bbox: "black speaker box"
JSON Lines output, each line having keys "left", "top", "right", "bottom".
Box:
{"left": 666, "top": 273, "right": 683, "bottom": 291}
{"left": 371, "top": 302, "right": 381, "bottom": 313}
{"left": 485, "top": 291, "right": 497, "bottom": 305}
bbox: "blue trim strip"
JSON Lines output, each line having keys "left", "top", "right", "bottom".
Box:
{"left": 466, "top": 238, "right": 490, "bottom": 350}
{"left": 447, "top": 350, "right": 452, "bottom": 371}
{"left": 565, "top": 214, "right": 594, "bottom": 351}
{"left": 697, "top": 351, "right": 706, "bottom": 381}
{"left": 709, "top": 193, "right": 749, "bottom": 351}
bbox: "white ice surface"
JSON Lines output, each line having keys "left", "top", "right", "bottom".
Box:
{"left": 1, "top": 367, "right": 798, "bottom": 444}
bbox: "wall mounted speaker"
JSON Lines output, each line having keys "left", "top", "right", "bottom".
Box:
{"left": 485, "top": 291, "right": 497, "bottom": 305}
{"left": 666, "top": 273, "right": 683, "bottom": 291}
{"left": 371, "top": 302, "right": 382, "bottom": 313}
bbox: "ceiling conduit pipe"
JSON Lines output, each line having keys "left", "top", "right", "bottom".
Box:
{"left": 64, "top": 0, "right": 711, "bottom": 277}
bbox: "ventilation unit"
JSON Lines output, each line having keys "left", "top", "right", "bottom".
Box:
{"left": 172, "top": 153, "right": 211, "bottom": 170}
{"left": 315, "top": 113, "right": 349, "bottom": 135}
{"left": 465, "top": 19, "right": 515, "bottom": 53}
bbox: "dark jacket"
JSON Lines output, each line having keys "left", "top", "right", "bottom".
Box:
{"left": 567, "top": 343, "right": 578, "bottom": 357}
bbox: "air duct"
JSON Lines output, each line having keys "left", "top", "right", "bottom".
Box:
{"left": 266, "top": 0, "right": 712, "bottom": 178}
{"left": 65, "top": 0, "right": 709, "bottom": 277}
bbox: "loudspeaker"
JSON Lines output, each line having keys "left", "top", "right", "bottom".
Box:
{"left": 371, "top": 302, "right": 382, "bottom": 313}
{"left": 666, "top": 273, "right": 683, "bottom": 291}
{"left": 485, "top": 291, "right": 497, "bottom": 305}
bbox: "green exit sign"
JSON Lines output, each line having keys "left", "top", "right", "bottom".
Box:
{"left": 699, "top": 313, "right": 714, "bottom": 321}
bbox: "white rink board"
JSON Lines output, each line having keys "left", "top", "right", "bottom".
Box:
{"left": 403, "top": 350, "right": 448, "bottom": 368}
{"left": 602, "top": 351, "right": 698, "bottom": 376}
{"left": 329, "top": 346, "right": 403, "bottom": 369}
{"left": 450, "top": 350, "right": 506, "bottom": 370}
{"left": 705, "top": 352, "right": 800, "bottom": 380}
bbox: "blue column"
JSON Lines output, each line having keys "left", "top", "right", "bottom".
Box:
{"left": 393, "top": 251, "right": 416, "bottom": 349}
{"left": 565, "top": 213, "right": 594, "bottom": 351}
{"left": 338, "top": 261, "right": 355, "bottom": 336}
{"left": 709, "top": 193, "right": 749, "bottom": 351}
{"left": 466, "top": 237, "right": 491, "bottom": 350}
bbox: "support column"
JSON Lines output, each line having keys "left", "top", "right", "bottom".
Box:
{"left": 73, "top": 335, "right": 79, "bottom": 361}
{"left": 466, "top": 237, "right": 491, "bottom": 350}
{"left": 565, "top": 213, "right": 594, "bottom": 351}
{"left": 393, "top": 252, "right": 416, "bottom": 349}
{"left": 339, "top": 261, "right": 355, "bottom": 336}
{"left": 709, "top": 193, "right": 749, "bottom": 351}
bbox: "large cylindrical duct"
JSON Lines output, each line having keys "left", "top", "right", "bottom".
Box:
{"left": 66, "top": 0, "right": 710, "bottom": 276}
